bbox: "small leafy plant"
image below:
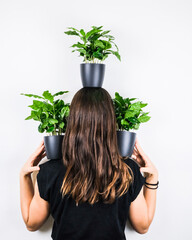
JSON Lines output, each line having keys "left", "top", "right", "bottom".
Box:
{"left": 64, "top": 26, "right": 121, "bottom": 63}
{"left": 21, "top": 90, "right": 70, "bottom": 135}
{"left": 113, "top": 92, "right": 151, "bottom": 131}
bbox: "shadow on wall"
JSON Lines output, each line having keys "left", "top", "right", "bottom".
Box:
{"left": 126, "top": 218, "right": 135, "bottom": 232}
{"left": 39, "top": 215, "right": 54, "bottom": 232}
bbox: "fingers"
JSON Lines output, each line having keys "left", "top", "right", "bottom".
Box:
{"left": 135, "top": 138, "right": 146, "bottom": 156}
{"left": 32, "top": 166, "right": 40, "bottom": 171}
{"left": 28, "top": 166, "right": 40, "bottom": 173}
{"left": 41, "top": 152, "right": 47, "bottom": 158}
{"left": 35, "top": 143, "right": 45, "bottom": 156}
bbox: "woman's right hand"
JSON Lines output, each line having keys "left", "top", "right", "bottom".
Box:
{"left": 131, "top": 138, "right": 159, "bottom": 182}
{"left": 20, "top": 140, "right": 46, "bottom": 177}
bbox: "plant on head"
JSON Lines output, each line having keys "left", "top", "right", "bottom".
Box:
{"left": 64, "top": 26, "right": 121, "bottom": 63}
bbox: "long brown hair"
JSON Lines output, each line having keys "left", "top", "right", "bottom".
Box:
{"left": 60, "top": 88, "right": 133, "bottom": 205}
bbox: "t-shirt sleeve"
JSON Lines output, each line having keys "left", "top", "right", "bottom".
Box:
{"left": 37, "top": 162, "right": 50, "bottom": 202}
{"left": 126, "top": 158, "right": 146, "bottom": 202}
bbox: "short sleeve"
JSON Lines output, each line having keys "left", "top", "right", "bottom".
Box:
{"left": 125, "top": 158, "right": 146, "bottom": 202}
{"left": 37, "top": 163, "right": 50, "bottom": 202}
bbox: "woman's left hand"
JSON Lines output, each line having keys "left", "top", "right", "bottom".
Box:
{"left": 20, "top": 140, "right": 46, "bottom": 177}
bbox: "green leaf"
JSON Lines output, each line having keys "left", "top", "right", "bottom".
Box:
{"left": 130, "top": 102, "right": 141, "bottom": 111}
{"left": 111, "top": 40, "right": 119, "bottom": 51}
{"left": 138, "top": 115, "right": 151, "bottom": 123}
{"left": 103, "top": 34, "right": 115, "bottom": 40}
{"left": 40, "top": 112, "right": 46, "bottom": 121}
{"left": 71, "top": 42, "right": 85, "bottom": 48}
{"left": 108, "top": 50, "right": 121, "bottom": 61}
{"left": 31, "top": 110, "right": 40, "bottom": 121}
{"left": 25, "top": 115, "right": 33, "bottom": 120}
{"left": 115, "top": 92, "right": 124, "bottom": 106}
{"left": 73, "top": 48, "right": 86, "bottom": 55}
{"left": 88, "top": 33, "right": 101, "bottom": 42}
{"left": 28, "top": 100, "right": 45, "bottom": 110}
{"left": 140, "top": 102, "right": 148, "bottom": 108}
{"left": 91, "top": 26, "right": 103, "bottom": 30}
{"left": 48, "top": 118, "right": 58, "bottom": 124}
{"left": 61, "top": 106, "right": 70, "bottom": 118}
{"left": 93, "top": 51, "right": 103, "bottom": 60}
{"left": 59, "top": 122, "right": 64, "bottom": 129}
{"left": 20, "top": 93, "right": 44, "bottom": 100}
{"left": 67, "top": 27, "right": 80, "bottom": 32}
{"left": 38, "top": 124, "right": 45, "bottom": 133}
{"left": 125, "top": 110, "right": 137, "bottom": 118}
{"left": 46, "top": 126, "right": 55, "bottom": 133}
{"left": 94, "top": 40, "right": 105, "bottom": 49}
{"left": 101, "top": 30, "right": 111, "bottom": 35}
{"left": 42, "top": 102, "right": 53, "bottom": 113}
{"left": 80, "top": 29, "right": 85, "bottom": 36}
{"left": 86, "top": 28, "right": 102, "bottom": 39}
{"left": 42, "top": 90, "right": 54, "bottom": 103}
{"left": 102, "top": 54, "right": 109, "bottom": 61}
{"left": 128, "top": 117, "right": 139, "bottom": 124}
{"left": 121, "top": 119, "right": 129, "bottom": 126}
{"left": 41, "top": 121, "right": 48, "bottom": 128}
{"left": 134, "top": 123, "right": 140, "bottom": 130}
{"left": 64, "top": 30, "right": 79, "bottom": 36}
{"left": 53, "top": 91, "right": 69, "bottom": 97}
{"left": 129, "top": 98, "right": 137, "bottom": 101}
{"left": 101, "top": 40, "right": 112, "bottom": 50}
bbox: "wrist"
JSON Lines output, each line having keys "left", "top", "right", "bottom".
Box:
{"left": 20, "top": 170, "right": 31, "bottom": 179}
{"left": 145, "top": 174, "right": 158, "bottom": 184}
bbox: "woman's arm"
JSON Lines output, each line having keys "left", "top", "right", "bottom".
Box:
{"left": 20, "top": 140, "right": 50, "bottom": 231}
{"left": 128, "top": 138, "right": 159, "bottom": 234}
{"left": 143, "top": 174, "right": 158, "bottom": 227}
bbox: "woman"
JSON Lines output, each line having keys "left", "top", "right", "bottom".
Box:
{"left": 20, "top": 88, "right": 159, "bottom": 240}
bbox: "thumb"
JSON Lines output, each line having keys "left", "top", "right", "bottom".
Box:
{"left": 30, "top": 166, "right": 40, "bottom": 172}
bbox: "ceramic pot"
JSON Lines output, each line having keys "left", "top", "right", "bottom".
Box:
{"left": 80, "top": 63, "right": 105, "bottom": 87}
{"left": 44, "top": 135, "right": 64, "bottom": 160}
{"left": 117, "top": 130, "right": 136, "bottom": 157}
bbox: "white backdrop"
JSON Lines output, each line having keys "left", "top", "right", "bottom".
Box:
{"left": 0, "top": 0, "right": 192, "bottom": 239}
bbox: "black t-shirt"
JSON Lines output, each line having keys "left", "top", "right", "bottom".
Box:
{"left": 37, "top": 157, "right": 145, "bottom": 240}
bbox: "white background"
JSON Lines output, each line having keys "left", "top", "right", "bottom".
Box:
{"left": 0, "top": 0, "right": 192, "bottom": 239}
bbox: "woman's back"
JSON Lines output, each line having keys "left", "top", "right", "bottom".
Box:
{"left": 20, "top": 87, "right": 158, "bottom": 240}
{"left": 37, "top": 157, "right": 145, "bottom": 240}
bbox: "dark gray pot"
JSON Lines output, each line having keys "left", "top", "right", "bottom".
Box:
{"left": 44, "top": 135, "right": 64, "bottom": 160}
{"left": 117, "top": 131, "right": 136, "bottom": 157}
{"left": 80, "top": 63, "right": 105, "bottom": 87}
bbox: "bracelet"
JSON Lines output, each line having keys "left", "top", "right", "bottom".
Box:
{"left": 144, "top": 184, "right": 158, "bottom": 190}
{"left": 145, "top": 180, "right": 159, "bottom": 186}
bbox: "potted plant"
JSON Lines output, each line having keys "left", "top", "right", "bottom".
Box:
{"left": 64, "top": 26, "right": 121, "bottom": 87}
{"left": 113, "top": 92, "right": 151, "bottom": 157}
{"left": 21, "top": 90, "right": 70, "bottom": 160}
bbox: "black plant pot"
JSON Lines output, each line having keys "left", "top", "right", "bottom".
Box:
{"left": 44, "top": 135, "right": 64, "bottom": 160}
{"left": 117, "top": 130, "right": 136, "bottom": 157}
{"left": 80, "top": 63, "right": 105, "bottom": 87}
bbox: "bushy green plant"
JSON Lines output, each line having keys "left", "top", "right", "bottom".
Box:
{"left": 64, "top": 26, "right": 121, "bottom": 63}
{"left": 21, "top": 90, "right": 70, "bottom": 135}
{"left": 113, "top": 92, "right": 151, "bottom": 131}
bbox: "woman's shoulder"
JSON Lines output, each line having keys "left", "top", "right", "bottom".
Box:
{"left": 39, "top": 158, "right": 65, "bottom": 174}
{"left": 123, "top": 157, "right": 141, "bottom": 169}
